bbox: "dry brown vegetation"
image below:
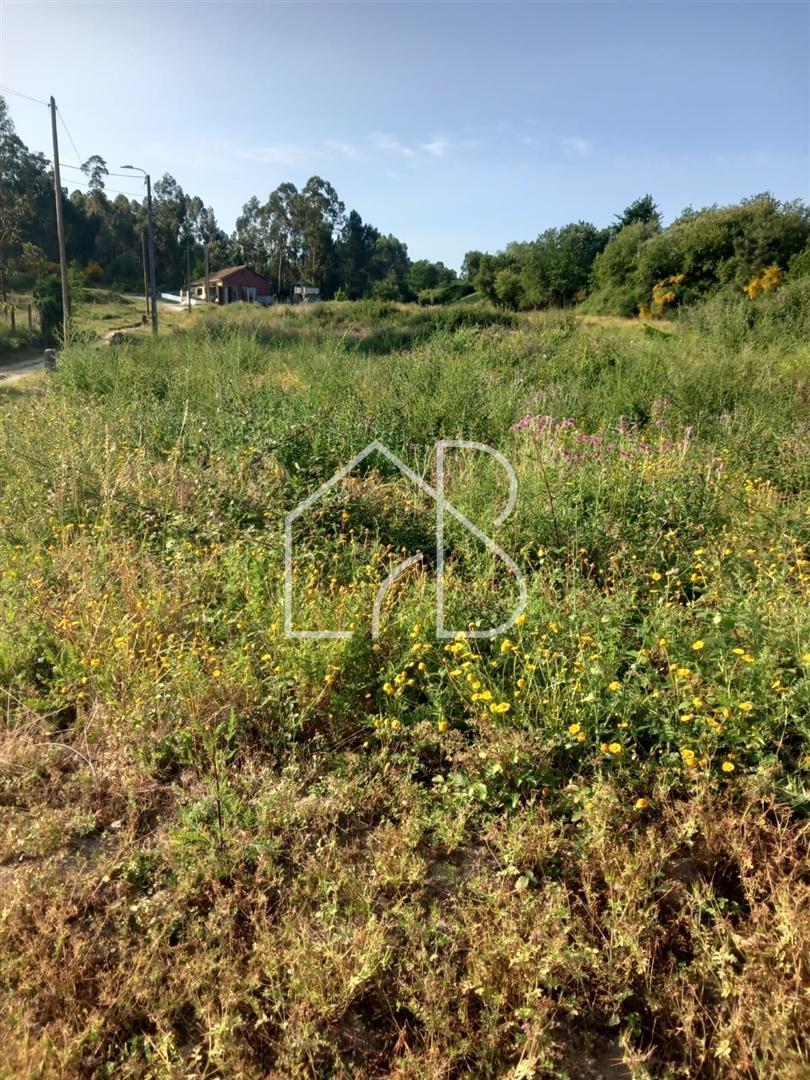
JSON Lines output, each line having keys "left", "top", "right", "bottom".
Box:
{"left": 2, "top": 728, "right": 809, "bottom": 1078}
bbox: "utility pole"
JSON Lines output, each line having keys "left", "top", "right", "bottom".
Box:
{"left": 204, "top": 242, "right": 210, "bottom": 305}
{"left": 141, "top": 230, "right": 150, "bottom": 319}
{"left": 145, "top": 173, "right": 158, "bottom": 334}
{"left": 122, "top": 165, "right": 158, "bottom": 334}
{"left": 186, "top": 233, "right": 192, "bottom": 313}
{"left": 49, "top": 97, "right": 70, "bottom": 341}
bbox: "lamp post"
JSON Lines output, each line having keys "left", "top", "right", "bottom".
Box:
{"left": 122, "top": 165, "right": 158, "bottom": 335}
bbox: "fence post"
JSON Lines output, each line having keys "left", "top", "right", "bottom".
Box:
{"left": 9, "top": 306, "right": 15, "bottom": 333}
{"left": 27, "top": 304, "right": 33, "bottom": 340}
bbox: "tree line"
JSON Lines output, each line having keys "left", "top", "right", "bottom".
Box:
{"left": 464, "top": 193, "right": 810, "bottom": 314}
{"left": 0, "top": 95, "right": 461, "bottom": 304}
{"left": 3, "top": 94, "right": 809, "bottom": 316}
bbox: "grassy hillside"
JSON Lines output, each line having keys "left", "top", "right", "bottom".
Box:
{"left": 1, "top": 294, "right": 809, "bottom": 1078}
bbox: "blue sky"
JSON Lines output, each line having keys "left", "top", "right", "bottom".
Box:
{"left": 1, "top": 0, "right": 808, "bottom": 269}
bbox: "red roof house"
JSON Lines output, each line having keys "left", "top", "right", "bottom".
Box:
{"left": 186, "top": 265, "right": 272, "bottom": 305}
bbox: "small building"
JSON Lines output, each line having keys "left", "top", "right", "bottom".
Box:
{"left": 292, "top": 282, "right": 321, "bottom": 304}
{"left": 182, "top": 265, "right": 273, "bottom": 305}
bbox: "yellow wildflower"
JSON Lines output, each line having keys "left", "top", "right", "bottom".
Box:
{"left": 472, "top": 690, "right": 493, "bottom": 702}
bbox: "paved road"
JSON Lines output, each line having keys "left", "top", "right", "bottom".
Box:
{"left": 0, "top": 354, "right": 46, "bottom": 385}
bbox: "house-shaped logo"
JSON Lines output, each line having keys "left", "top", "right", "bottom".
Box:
{"left": 284, "top": 440, "right": 526, "bottom": 639}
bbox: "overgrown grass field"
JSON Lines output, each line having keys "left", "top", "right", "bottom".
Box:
{"left": 1, "top": 291, "right": 809, "bottom": 1077}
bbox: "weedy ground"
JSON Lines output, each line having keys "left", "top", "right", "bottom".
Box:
{"left": 1, "top": 289, "right": 809, "bottom": 1078}
{"left": 0, "top": 289, "right": 192, "bottom": 362}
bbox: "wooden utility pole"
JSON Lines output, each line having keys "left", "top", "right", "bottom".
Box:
{"left": 186, "top": 233, "right": 192, "bottom": 313}
{"left": 146, "top": 173, "right": 158, "bottom": 334}
{"left": 49, "top": 97, "right": 70, "bottom": 341}
{"left": 141, "top": 230, "right": 150, "bottom": 318}
{"left": 204, "top": 242, "right": 210, "bottom": 305}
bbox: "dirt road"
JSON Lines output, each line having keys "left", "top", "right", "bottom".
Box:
{"left": 0, "top": 354, "right": 46, "bottom": 385}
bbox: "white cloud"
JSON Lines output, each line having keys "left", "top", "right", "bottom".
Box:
{"left": 239, "top": 143, "right": 326, "bottom": 167}
{"left": 324, "top": 140, "right": 362, "bottom": 160}
{"left": 371, "top": 132, "right": 462, "bottom": 160}
{"left": 242, "top": 132, "right": 466, "bottom": 172}
{"left": 422, "top": 138, "right": 450, "bottom": 158}
{"left": 370, "top": 132, "right": 416, "bottom": 158}
{"left": 561, "top": 136, "right": 593, "bottom": 158}
{"left": 239, "top": 140, "right": 362, "bottom": 167}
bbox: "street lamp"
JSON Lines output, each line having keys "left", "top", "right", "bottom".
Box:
{"left": 122, "top": 165, "right": 158, "bottom": 335}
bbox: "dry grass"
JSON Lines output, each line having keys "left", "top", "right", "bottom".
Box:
{"left": 1, "top": 721, "right": 808, "bottom": 1078}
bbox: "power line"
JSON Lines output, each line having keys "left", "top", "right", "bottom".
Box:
{"left": 41, "top": 157, "right": 145, "bottom": 197}
{"left": 61, "top": 176, "right": 145, "bottom": 198}
{"left": 56, "top": 107, "right": 82, "bottom": 163}
{"left": 0, "top": 84, "right": 48, "bottom": 106}
{"left": 4, "top": 87, "right": 148, "bottom": 187}
{"left": 57, "top": 161, "right": 142, "bottom": 180}
{"left": 2, "top": 90, "right": 125, "bottom": 182}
